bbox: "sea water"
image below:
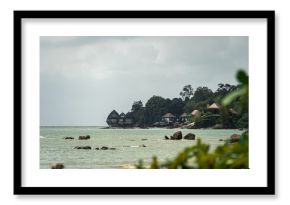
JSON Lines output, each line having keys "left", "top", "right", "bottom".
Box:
{"left": 40, "top": 126, "right": 243, "bottom": 169}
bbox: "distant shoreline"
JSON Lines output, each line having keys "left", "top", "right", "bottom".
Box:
{"left": 40, "top": 125, "right": 107, "bottom": 128}
{"left": 40, "top": 126, "right": 244, "bottom": 131}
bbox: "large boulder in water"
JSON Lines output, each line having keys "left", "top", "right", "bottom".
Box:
{"left": 78, "top": 135, "right": 90, "bottom": 140}
{"left": 164, "top": 135, "right": 169, "bottom": 140}
{"left": 184, "top": 133, "right": 196, "bottom": 140}
{"left": 170, "top": 131, "right": 182, "bottom": 140}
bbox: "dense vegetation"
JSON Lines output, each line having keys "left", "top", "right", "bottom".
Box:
{"left": 129, "top": 70, "right": 248, "bottom": 129}
{"left": 136, "top": 70, "right": 249, "bottom": 169}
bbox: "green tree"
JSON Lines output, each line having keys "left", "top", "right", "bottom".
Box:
{"left": 192, "top": 86, "right": 213, "bottom": 103}
{"left": 145, "top": 96, "right": 169, "bottom": 125}
{"left": 168, "top": 98, "right": 185, "bottom": 116}
{"left": 179, "top": 85, "right": 193, "bottom": 101}
{"left": 131, "top": 100, "right": 143, "bottom": 113}
{"left": 213, "top": 83, "right": 238, "bottom": 104}
{"left": 131, "top": 101, "right": 146, "bottom": 127}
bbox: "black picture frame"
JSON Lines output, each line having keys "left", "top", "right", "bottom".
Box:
{"left": 14, "top": 10, "right": 275, "bottom": 195}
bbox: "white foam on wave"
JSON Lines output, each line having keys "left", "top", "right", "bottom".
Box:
{"left": 40, "top": 136, "right": 45, "bottom": 139}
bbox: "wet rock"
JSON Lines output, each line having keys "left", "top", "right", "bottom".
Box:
{"left": 170, "top": 131, "right": 182, "bottom": 140}
{"left": 140, "top": 144, "right": 146, "bottom": 147}
{"left": 141, "top": 138, "right": 148, "bottom": 141}
{"left": 51, "top": 163, "right": 64, "bottom": 169}
{"left": 78, "top": 135, "right": 90, "bottom": 140}
{"left": 74, "top": 146, "right": 91, "bottom": 150}
{"left": 64, "top": 136, "right": 74, "bottom": 140}
{"left": 95, "top": 147, "right": 100, "bottom": 150}
{"left": 184, "top": 133, "right": 196, "bottom": 140}
{"left": 164, "top": 135, "right": 169, "bottom": 140}
{"left": 109, "top": 148, "right": 117, "bottom": 150}
{"left": 101, "top": 146, "right": 109, "bottom": 150}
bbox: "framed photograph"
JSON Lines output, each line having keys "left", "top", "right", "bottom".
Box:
{"left": 14, "top": 10, "right": 275, "bottom": 195}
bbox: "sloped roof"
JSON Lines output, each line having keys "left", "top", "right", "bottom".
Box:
{"left": 191, "top": 110, "right": 201, "bottom": 116}
{"left": 107, "top": 110, "right": 120, "bottom": 119}
{"left": 180, "top": 113, "right": 188, "bottom": 117}
{"left": 208, "top": 103, "right": 221, "bottom": 109}
{"left": 163, "top": 113, "right": 175, "bottom": 118}
{"left": 120, "top": 112, "right": 126, "bottom": 118}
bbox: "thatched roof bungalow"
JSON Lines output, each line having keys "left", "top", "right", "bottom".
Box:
{"left": 207, "top": 103, "right": 221, "bottom": 114}
{"left": 162, "top": 113, "right": 176, "bottom": 123}
{"left": 106, "top": 110, "right": 120, "bottom": 127}
{"left": 124, "top": 112, "right": 134, "bottom": 125}
{"left": 180, "top": 112, "right": 190, "bottom": 122}
{"left": 118, "top": 112, "right": 126, "bottom": 125}
{"left": 208, "top": 103, "right": 221, "bottom": 110}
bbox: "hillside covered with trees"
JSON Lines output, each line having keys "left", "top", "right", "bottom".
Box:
{"left": 106, "top": 70, "right": 248, "bottom": 129}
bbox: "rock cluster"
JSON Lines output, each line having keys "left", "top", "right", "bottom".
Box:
{"left": 74, "top": 146, "right": 117, "bottom": 150}
{"left": 165, "top": 131, "right": 196, "bottom": 140}
{"left": 63, "top": 135, "right": 91, "bottom": 140}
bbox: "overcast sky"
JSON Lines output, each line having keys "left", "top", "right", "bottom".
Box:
{"left": 40, "top": 36, "right": 248, "bottom": 126}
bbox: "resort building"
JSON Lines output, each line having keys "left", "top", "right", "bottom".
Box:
{"left": 118, "top": 112, "right": 126, "bottom": 126}
{"left": 106, "top": 110, "right": 120, "bottom": 127}
{"left": 162, "top": 113, "right": 176, "bottom": 123}
{"left": 124, "top": 112, "right": 134, "bottom": 126}
{"left": 180, "top": 112, "right": 190, "bottom": 123}
{"left": 207, "top": 103, "right": 221, "bottom": 114}
{"left": 106, "top": 110, "right": 135, "bottom": 127}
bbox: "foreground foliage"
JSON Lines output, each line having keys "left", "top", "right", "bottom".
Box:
{"left": 136, "top": 70, "right": 249, "bottom": 169}
{"left": 136, "top": 131, "right": 248, "bottom": 169}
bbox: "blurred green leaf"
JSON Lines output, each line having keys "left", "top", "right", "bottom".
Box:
{"left": 237, "top": 70, "right": 248, "bottom": 85}
{"left": 222, "top": 86, "right": 247, "bottom": 106}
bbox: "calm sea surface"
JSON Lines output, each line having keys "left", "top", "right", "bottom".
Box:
{"left": 40, "top": 127, "right": 243, "bottom": 169}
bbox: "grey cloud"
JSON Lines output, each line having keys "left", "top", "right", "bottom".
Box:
{"left": 40, "top": 36, "right": 248, "bottom": 126}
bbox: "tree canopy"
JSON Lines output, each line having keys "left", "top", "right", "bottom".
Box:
{"left": 115, "top": 70, "right": 248, "bottom": 129}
